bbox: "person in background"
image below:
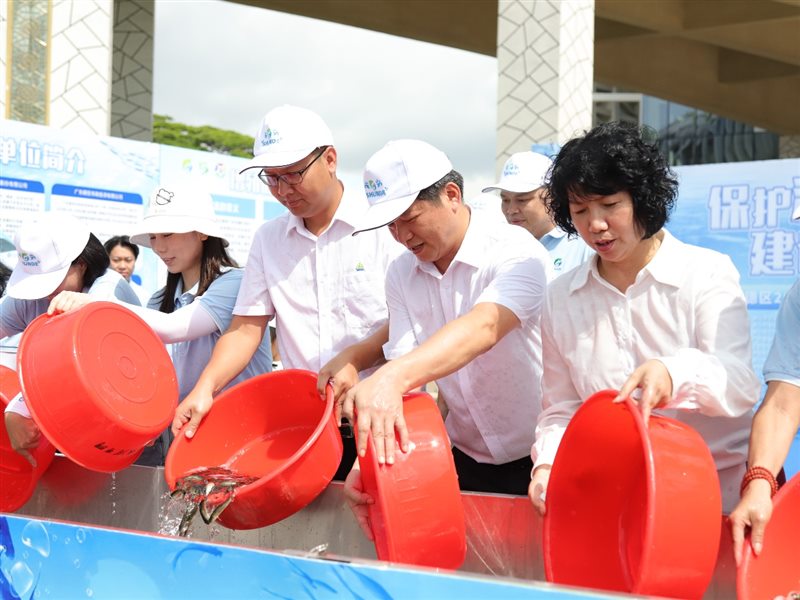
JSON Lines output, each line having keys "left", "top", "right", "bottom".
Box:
{"left": 730, "top": 204, "right": 800, "bottom": 565}
{"left": 2, "top": 213, "right": 140, "bottom": 466}
{"left": 47, "top": 183, "right": 273, "bottom": 466}
{"left": 483, "top": 151, "right": 593, "bottom": 280}
{"left": 104, "top": 235, "right": 149, "bottom": 305}
{"left": 323, "top": 139, "right": 548, "bottom": 541}
{"left": 529, "top": 122, "right": 759, "bottom": 516}
{"left": 104, "top": 235, "right": 138, "bottom": 281}
{"left": 171, "top": 105, "right": 400, "bottom": 480}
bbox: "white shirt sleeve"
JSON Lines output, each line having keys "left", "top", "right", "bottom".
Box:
{"left": 476, "top": 232, "right": 548, "bottom": 324}
{"left": 233, "top": 225, "right": 275, "bottom": 318}
{"left": 657, "top": 255, "right": 760, "bottom": 417}
{"left": 382, "top": 260, "right": 418, "bottom": 360}
{"left": 4, "top": 392, "right": 31, "bottom": 418}
{"left": 124, "top": 300, "right": 219, "bottom": 344}
{"left": 532, "top": 293, "right": 584, "bottom": 468}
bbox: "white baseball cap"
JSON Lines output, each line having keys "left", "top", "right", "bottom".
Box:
{"left": 7, "top": 212, "right": 91, "bottom": 300}
{"left": 482, "top": 151, "right": 553, "bottom": 194}
{"left": 239, "top": 105, "right": 334, "bottom": 172}
{"left": 129, "top": 183, "right": 227, "bottom": 247}
{"left": 354, "top": 139, "right": 453, "bottom": 234}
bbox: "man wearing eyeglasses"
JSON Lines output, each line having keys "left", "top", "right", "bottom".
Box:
{"left": 172, "top": 105, "right": 400, "bottom": 480}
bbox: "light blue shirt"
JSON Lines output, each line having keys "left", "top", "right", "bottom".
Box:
{"left": 539, "top": 227, "right": 594, "bottom": 280}
{"left": 763, "top": 278, "right": 800, "bottom": 387}
{"left": 0, "top": 268, "right": 140, "bottom": 339}
{"left": 149, "top": 268, "right": 272, "bottom": 401}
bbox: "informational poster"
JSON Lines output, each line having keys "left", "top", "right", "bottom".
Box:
{"left": 0, "top": 178, "right": 46, "bottom": 238}
{"left": 0, "top": 120, "right": 160, "bottom": 292}
{"left": 671, "top": 160, "right": 800, "bottom": 379}
{"left": 50, "top": 185, "right": 143, "bottom": 241}
{"left": 158, "top": 144, "right": 282, "bottom": 265}
{"left": 671, "top": 160, "right": 800, "bottom": 476}
{"left": 0, "top": 120, "right": 286, "bottom": 291}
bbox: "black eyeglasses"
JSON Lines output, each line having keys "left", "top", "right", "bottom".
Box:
{"left": 258, "top": 147, "right": 327, "bottom": 187}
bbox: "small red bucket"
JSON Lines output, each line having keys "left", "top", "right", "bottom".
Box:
{"left": 544, "top": 390, "right": 721, "bottom": 599}
{"left": 0, "top": 365, "right": 55, "bottom": 512}
{"left": 17, "top": 302, "right": 177, "bottom": 473}
{"left": 357, "top": 392, "right": 466, "bottom": 569}
{"left": 165, "top": 369, "right": 343, "bottom": 530}
{"left": 737, "top": 472, "right": 800, "bottom": 599}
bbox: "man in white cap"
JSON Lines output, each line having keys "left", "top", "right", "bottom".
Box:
{"left": 483, "top": 151, "right": 593, "bottom": 279}
{"left": 327, "top": 139, "right": 549, "bottom": 499}
{"left": 172, "top": 105, "right": 399, "bottom": 480}
{"left": 731, "top": 200, "right": 800, "bottom": 564}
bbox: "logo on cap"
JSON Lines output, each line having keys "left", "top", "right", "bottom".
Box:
{"left": 156, "top": 188, "right": 175, "bottom": 205}
{"left": 261, "top": 127, "right": 282, "bottom": 147}
{"left": 364, "top": 179, "right": 387, "bottom": 199}
{"left": 503, "top": 161, "right": 520, "bottom": 177}
{"left": 19, "top": 252, "right": 40, "bottom": 267}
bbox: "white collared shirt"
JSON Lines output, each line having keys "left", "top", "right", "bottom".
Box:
{"left": 532, "top": 230, "right": 760, "bottom": 510}
{"left": 234, "top": 188, "right": 401, "bottom": 373}
{"left": 384, "top": 218, "right": 549, "bottom": 465}
{"left": 539, "top": 227, "right": 594, "bottom": 281}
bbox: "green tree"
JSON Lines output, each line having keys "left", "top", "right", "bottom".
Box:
{"left": 153, "top": 114, "right": 254, "bottom": 158}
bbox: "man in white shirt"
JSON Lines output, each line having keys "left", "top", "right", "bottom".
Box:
{"left": 330, "top": 139, "right": 549, "bottom": 496}
{"left": 483, "top": 151, "right": 593, "bottom": 280}
{"left": 171, "top": 105, "right": 399, "bottom": 480}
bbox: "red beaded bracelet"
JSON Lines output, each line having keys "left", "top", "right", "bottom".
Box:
{"left": 740, "top": 466, "right": 779, "bottom": 498}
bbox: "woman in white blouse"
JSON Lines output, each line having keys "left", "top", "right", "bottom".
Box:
{"left": 529, "top": 122, "right": 760, "bottom": 515}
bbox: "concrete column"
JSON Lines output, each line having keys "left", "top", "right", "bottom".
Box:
{"left": 49, "top": 0, "right": 114, "bottom": 135}
{"left": 111, "top": 0, "right": 154, "bottom": 141}
{"left": 779, "top": 135, "right": 800, "bottom": 159}
{"left": 4, "top": 0, "right": 153, "bottom": 140}
{"left": 496, "top": 0, "right": 595, "bottom": 169}
{"left": 0, "top": 1, "right": 8, "bottom": 120}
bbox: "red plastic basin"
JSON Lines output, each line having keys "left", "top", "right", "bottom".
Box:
{"left": 544, "top": 390, "right": 721, "bottom": 599}
{"left": 17, "top": 303, "right": 178, "bottom": 473}
{"left": 0, "top": 365, "right": 56, "bottom": 512}
{"left": 357, "top": 392, "right": 466, "bottom": 569}
{"left": 737, "top": 472, "right": 800, "bottom": 599}
{"left": 165, "top": 369, "right": 343, "bottom": 530}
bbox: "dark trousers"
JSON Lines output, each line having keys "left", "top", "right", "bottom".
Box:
{"left": 451, "top": 446, "right": 532, "bottom": 496}
{"left": 135, "top": 428, "right": 174, "bottom": 467}
{"left": 333, "top": 423, "right": 357, "bottom": 481}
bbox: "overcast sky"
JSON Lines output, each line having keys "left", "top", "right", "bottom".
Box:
{"left": 152, "top": 0, "right": 500, "bottom": 197}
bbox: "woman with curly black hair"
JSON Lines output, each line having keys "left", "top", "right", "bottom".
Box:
{"left": 529, "top": 121, "right": 760, "bottom": 515}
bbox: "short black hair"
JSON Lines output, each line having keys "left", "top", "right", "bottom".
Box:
{"left": 546, "top": 121, "right": 678, "bottom": 239}
{"left": 75, "top": 234, "right": 111, "bottom": 289}
{"left": 416, "top": 169, "right": 464, "bottom": 203}
{"left": 0, "top": 261, "right": 11, "bottom": 297}
{"left": 104, "top": 235, "right": 139, "bottom": 259}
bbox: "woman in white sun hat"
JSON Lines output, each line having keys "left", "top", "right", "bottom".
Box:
{"left": 46, "top": 182, "right": 273, "bottom": 466}
{"left": 1, "top": 212, "right": 141, "bottom": 466}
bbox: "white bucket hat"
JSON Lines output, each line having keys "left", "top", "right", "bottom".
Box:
{"left": 353, "top": 139, "right": 453, "bottom": 234}
{"left": 7, "top": 212, "right": 91, "bottom": 300}
{"left": 482, "top": 151, "right": 553, "bottom": 194}
{"left": 129, "top": 183, "right": 227, "bottom": 247}
{"left": 239, "top": 105, "right": 334, "bottom": 172}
